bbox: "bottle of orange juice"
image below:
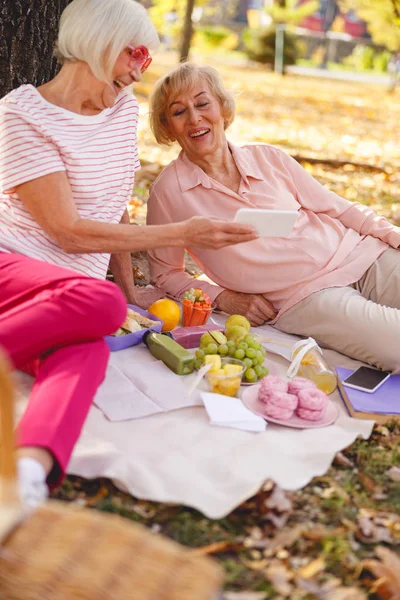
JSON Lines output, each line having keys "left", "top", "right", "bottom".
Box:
{"left": 287, "top": 338, "right": 337, "bottom": 395}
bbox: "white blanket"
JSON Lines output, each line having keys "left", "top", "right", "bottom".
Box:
{"left": 14, "top": 316, "right": 374, "bottom": 519}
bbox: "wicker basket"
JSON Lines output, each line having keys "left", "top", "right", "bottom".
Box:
{"left": 0, "top": 348, "right": 223, "bottom": 599}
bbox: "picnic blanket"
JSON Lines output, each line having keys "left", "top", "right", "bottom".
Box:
{"left": 14, "top": 314, "right": 374, "bottom": 519}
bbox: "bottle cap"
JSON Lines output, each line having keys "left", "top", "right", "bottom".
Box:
{"left": 142, "top": 329, "right": 174, "bottom": 347}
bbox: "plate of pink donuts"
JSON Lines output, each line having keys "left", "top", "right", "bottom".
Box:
{"left": 241, "top": 380, "right": 339, "bottom": 429}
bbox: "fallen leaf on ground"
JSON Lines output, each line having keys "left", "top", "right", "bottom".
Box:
{"left": 132, "top": 266, "right": 145, "bottom": 280}
{"left": 375, "top": 425, "right": 390, "bottom": 437}
{"left": 323, "top": 586, "right": 368, "bottom": 600}
{"left": 261, "top": 525, "right": 303, "bottom": 556}
{"left": 265, "top": 560, "right": 293, "bottom": 596}
{"left": 84, "top": 485, "right": 109, "bottom": 506}
{"left": 255, "top": 481, "right": 293, "bottom": 528}
{"left": 356, "top": 509, "right": 400, "bottom": 545}
{"left": 386, "top": 466, "right": 400, "bottom": 482}
{"left": 360, "top": 546, "right": 400, "bottom": 600}
{"left": 303, "top": 524, "right": 348, "bottom": 541}
{"left": 334, "top": 451, "right": 355, "bottom": 469}
{"left": 223, "top": 593, "right": 266, "bottom": 600}
{"left": 297, "top": 576, "right": 367, "bottom": 599}
{"left": 359, "top": 471, "right": 380, "bottom": 494}
{"left": 321, "top": 484, "right": 350, "bottom": 501}
{"left": 297, "top": 556, "right": 326, "bottom": 579}
{"left": 190, "top": 540, "right": 242, "bottom": 556}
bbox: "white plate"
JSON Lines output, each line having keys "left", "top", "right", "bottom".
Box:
{"left": 241, "top": 384, "right": 339, "bottom": 429}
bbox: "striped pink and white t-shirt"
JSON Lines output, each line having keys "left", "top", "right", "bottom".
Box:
{"left": 0, "top": 84, "right": 140, "bottom": 279}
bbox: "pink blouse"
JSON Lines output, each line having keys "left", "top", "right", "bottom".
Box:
{"left": 147, "top": 143, "right": 400, "bottom": 323}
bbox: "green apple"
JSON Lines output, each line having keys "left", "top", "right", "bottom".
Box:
{"left": 225, "top": 314, "right": 251, "bottom": 332}
{"left": 225, "top": 325, "right": 247, "bottom": 344}
{"left": 200, "top": 330, "right": 227, "bottom": 348}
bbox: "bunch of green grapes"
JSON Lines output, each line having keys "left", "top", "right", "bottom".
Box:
{"left": 194, "top": 333, "right": 269, "bottom": 383}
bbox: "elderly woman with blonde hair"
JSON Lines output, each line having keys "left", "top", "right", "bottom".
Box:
{"left": 147, "top": 62, "right": 400, "bottom": 373}
{"left": 0, "top": 3, "right": 257, "bottom": 507}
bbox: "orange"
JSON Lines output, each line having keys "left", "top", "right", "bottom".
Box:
{"left": 147, "top": 298, "right": 181, "bottom": 332}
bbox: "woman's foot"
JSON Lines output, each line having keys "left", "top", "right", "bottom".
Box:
{"left": 18, "top": 457, "right": 49, "bottom": 510}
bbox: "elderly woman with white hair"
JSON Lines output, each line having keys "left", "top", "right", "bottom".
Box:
{"left": 147, "top": 62, "right": 400, "bottom": 374}
{"left": 0, "top": 1, "right": 257, "bottom": 507}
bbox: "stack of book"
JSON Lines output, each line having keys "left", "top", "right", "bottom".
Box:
{"left": 336, "top": 367, "right": 400, "bottom": 423}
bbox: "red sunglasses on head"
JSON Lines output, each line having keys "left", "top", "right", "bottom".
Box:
{"left": 128, "top": 45, "right": 152, "bottom": 73}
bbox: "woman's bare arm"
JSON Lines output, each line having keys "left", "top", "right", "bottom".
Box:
{"left": 15, "top": 172, "right": 258, "bottom": 254}
{"left": 108, "top": 210, "right": 164, "bottom": 308}
{"left": 108, "top": 209, "right": 137, "bottom": 301}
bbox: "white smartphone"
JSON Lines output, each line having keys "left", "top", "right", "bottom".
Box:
{"left": 342, "top": 366, "right": 391, "bottom": 394}
{"left": 234, "top": 208, "right": 298, "bottom": 238}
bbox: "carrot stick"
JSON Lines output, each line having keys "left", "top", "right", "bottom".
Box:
{"left": 182, "top": 298, "right": 194, "bottom": 327}
{"left": 189, "top": 306, "right": 206, "bottom": 326}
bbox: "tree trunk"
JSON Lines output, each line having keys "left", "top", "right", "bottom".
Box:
{"left": 0, "top": 0, "right": 71, "bottom": 98}
{"left": 179, "top": 0, "right": 196, "bottom": 63}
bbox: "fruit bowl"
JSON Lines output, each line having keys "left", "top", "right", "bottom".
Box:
{"left": 205, "top": 357, "right": 246, "bottom": 397}
{"left": 195, "top": 330, "right": 269, "bottom": 384}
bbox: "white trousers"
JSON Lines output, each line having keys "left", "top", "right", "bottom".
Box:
{"left": 275, "top": 248, "right": 400, "bottom": 372}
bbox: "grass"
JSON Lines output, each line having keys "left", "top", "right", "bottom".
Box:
{"left": 52, "top": 424, "right": 400, "bottom": 596}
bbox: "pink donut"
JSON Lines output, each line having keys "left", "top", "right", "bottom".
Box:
{"left": 264, "top": 391, "right": 298, "bottom": 411}
{"left": 296, "top": 406, "right": 326, "bottom": 421}
{"left": 288, "top": 376, "right": 317, "bottom": 394}
{"left": 259, "top": 375, "right": 288, "bottom": 395}
{"left": 297, "top": 388, "right": 328, "bottom": 411}
{"left": 263, "top": 403, "right": 294, "bottom": 421}
{"left": 258, "top": 389, "right": 272, "bottom": 404}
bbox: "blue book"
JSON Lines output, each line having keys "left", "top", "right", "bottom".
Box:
{"left": 336, "top": 367, "right": 400, "bottom": 423}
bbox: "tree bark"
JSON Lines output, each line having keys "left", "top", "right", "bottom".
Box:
{"left": 179, "top": 0, "right": 195, "bottom": 62}
{"left": 0, "top": 0, "right": 71, "bottom": 98}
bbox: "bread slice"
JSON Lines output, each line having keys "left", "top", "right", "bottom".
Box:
{"left": 125, "top": 309, "right": 161, "bottom": 330}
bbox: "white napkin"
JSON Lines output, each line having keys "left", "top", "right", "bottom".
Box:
{"left": 201, "top": 392, "right": 267, "bottom": 432}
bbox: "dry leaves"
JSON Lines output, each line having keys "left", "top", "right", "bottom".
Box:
{"left": 356, "top": 509, "right": 400, "bottom": 545}
{"left": 223, "top": 593, "right": 266, "bottom": 600}
{"left": 265, "top": 559, "right": 293, "bottom": 596}
{"left": 360, "top": 546, "right": 400, "bottom": 600}
{"left": 334, "top": 451, "right": 356, "bottom": 469}
{"left": 255, "top": 480, "right": 293, "bottom": 528}
{"left": 386, "top": 466, "right": 400, "bottom": 482}
{"left": 296, "top": 576, "right": 368, "bottom": 599}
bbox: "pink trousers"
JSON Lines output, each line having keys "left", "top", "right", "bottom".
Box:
{"left": 0, "top": 253, "right": 127, "bottom": 487}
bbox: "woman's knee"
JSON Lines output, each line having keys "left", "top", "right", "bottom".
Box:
{"left": 57, "top": 277, "right": 127, "bottom": 337}
{"left": 81, "top": 279, "right": 127, "bottom": 334}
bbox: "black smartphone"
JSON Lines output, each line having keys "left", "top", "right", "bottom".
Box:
{"left": 342, "top": 366, "right": 391, "bottom": 394}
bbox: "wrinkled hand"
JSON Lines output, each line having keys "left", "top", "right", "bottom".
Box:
{"left": 184, "top": 216, "right": 258, "bottom": 250}
{"left": 215, "top": 289, "right": 277, "bottom": 326}
{"left": 129, "top": 285, "right": 165, "bottom": 310}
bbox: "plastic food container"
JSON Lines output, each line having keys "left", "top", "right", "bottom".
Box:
{"left": 206, "top": 357, "right": 246, "bottom": 397}
{"left": 105, "top": 304, "right": 163, "bottom": 352}
{"left": 182, "top": 303, "right": 214, "bottom": 327}
{"left": 171, "top": 325, "right": 225, "bottom": 349}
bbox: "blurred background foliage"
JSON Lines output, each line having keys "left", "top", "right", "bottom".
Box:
{"left": 147, "top": 0, "right": 400, "bottom": 74}
{"left": 341, "top": 0, "right": 400, "bottom": 51}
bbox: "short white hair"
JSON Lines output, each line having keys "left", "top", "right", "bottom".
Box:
{"left": 55, "top": 0, "right": 160, "bottom": 82}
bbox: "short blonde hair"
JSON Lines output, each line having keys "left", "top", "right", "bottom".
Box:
{"left": 55, "top": 0, "right": 160, "bottom": 82}
{"left": 149, "top": 62, "right": 236, "bottom": 145}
